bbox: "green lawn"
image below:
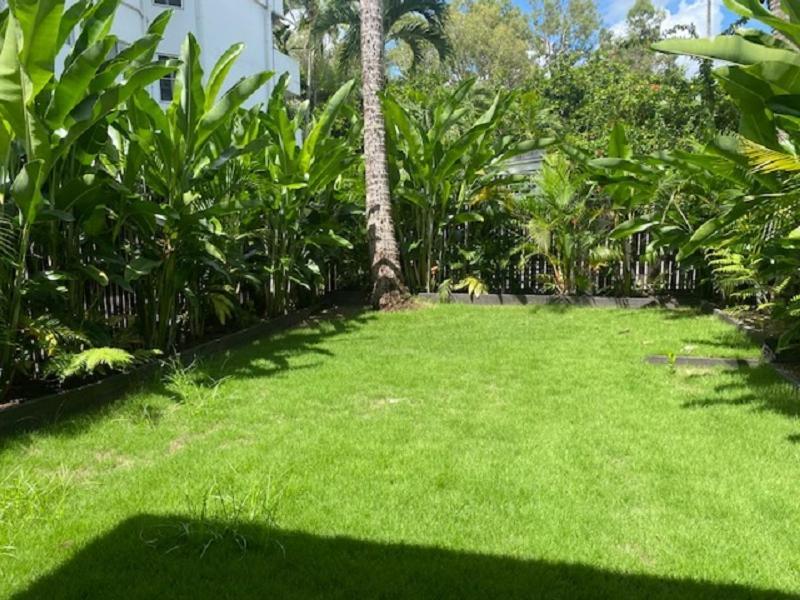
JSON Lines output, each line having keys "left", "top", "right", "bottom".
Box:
{"left": 2, "top": 305, "right": 799, "bottom": 599}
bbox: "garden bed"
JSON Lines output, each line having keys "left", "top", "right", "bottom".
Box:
{"left": 0, "top": 306, "right": 328, "bottom": 435}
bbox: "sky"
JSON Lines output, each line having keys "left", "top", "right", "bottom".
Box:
{"left": 514, "top": 0, "right": 740, "bottom": 37}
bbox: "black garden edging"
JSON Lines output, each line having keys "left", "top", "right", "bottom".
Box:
{"left": 712, "top": 309, "right": 769, "bottom": 347}
{"left": 419, "top": 292, "right": 706, "bottom": 309}
{"left": 710, "top": 308, "right": 800, "bottom": 389}
{"left": 771, "top": 364, "right": 800, "bottom": 388}
{"left": 0, "top": 297, "right": 356, "bottom": 436}
{"left": 646, "top": 355, "right": 761, "bottom": 369}
{"left": 646, "top": 352, "right": 800, "bottom": 390}
{"left": 712, "top": 308, "right": 799, "bottom": 363}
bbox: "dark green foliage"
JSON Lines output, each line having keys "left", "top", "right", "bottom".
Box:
{"left": 595, "top": 0, "right": 800, "bottom": 353}
{"left": 0, "top": 0, "right": 361, "bottom": 401}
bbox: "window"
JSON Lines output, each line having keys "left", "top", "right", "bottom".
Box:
{"left": 158, "top": 54, "right": 177, "bottom": 103}
{"left": 154, "top": 0, "right": 183, "bottom": 6}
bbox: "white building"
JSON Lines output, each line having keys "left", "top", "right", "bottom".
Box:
{"left": 2, "top": 0, "right": 301, "bottom": 102}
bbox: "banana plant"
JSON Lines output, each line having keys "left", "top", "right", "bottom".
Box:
{"left": 0, "top": 0, "right": 175, "bottom": 397}
{"left": 624, "top": 0, "right": 800, "bottom": 265}
{"left": 120, "top": 33, "right": 273, "bottom": 349}
{"left": 653, "top": 0, "right": 800, "bottom": 150}
{"left": 238, "top": 76, "right": 359, "bottom": 316}
{"left": 384, "top": 79, "right": 552, "bottom": 292}
{"left": 594, "top": 1, "right": 800, "bottom": 350}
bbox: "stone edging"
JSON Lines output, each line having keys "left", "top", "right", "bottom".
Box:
{"left": 0, "top": 307, "right": 321, "bottom": 435}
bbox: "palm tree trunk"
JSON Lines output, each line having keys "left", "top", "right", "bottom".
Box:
{"left": 768, "top": 0, "right": 784, "bottom": 17}
{"left": 360, "top": 0, "right": 409, "bottom": 309}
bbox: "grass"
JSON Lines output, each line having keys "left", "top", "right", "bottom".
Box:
{"left": 1, "top": 304, "right": 799, "bottom": 599}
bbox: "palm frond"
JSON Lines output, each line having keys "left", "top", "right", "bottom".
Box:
{"left": 527, "top": 219, "right": 552, "bottom": 254}
{"left": 385, "top": 0, "right": 448, "bottom": 27}
{"left": 740, "top": 138, "right": 800, "bottom": 174}
{"left": 391, "top": 17, "right": 450, "bottom": 67}
{"left": 315, "top": 0, "right": 450, "bottom": 68}
{"left": 454, "top": 275, "right": 488, "bottom": 300}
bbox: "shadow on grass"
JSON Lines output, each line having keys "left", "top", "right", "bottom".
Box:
{"left": 195, "top": 307, "right": 375, "bottom": 384}
{"left": 659, "top": 308, "right": 715, "bottom": 320}
{"left": 680, "top": 330, "right": 758, "bottom": 353}
{"left": 12, "top": 514, "right": 797, "bottom": 600}
{"left": 0, "top": 307, "right": 374, "bottom": 451}
{"left": 526, "top": 303, "right": 574, "bottom": 315}
{"left": 682, "top": 365, "right": 800, "bottom": 420}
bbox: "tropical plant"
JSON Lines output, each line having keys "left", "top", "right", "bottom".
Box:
{"left": 360, "top": 0, "right": 409, "bottom": 308}
{"left": 0, "top": 0, "right": 362, "bottom": 404}
{"left": 0, "top": 0, "right": 175, "bottom": 397}
{"left": 279, "top": 0, "right": 346, "bottom": 109}
{"left": 595, "top": 0, "right": 800, "bottom": 351}
{"left": 237, "top": 77, "right": 359, "bottom": 316}
{"left": 118, "top": 34, "right": 273, "bottom": 349}
{"left": 514, "top": 152, "right": 615, "bottom": 295}
{"left": 316, "top": 0, "right": 450, "bottom": 71}
{"left": 385, "top": 79, "right": 551, "bottom": 292}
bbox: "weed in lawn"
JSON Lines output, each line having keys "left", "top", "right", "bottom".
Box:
{"left": 0, "top": 467, "right": 73, "bottom": 523}
{"left": 164, "top": 360, "right": 232, "bottom": 409}
{"left": 667, "top": 351, "right": 678, "bottom": 373}
{"left": 141, "top": 476, "right": 284, "bottom": 559}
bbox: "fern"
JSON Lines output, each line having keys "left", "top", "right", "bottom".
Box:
{"left": 58, "top": 348, "right": 136, "bottom": 380}
{"left": 209, "top": 289, "right": 236, "bottom": 326}
{"left": 707, "top": 249, "right": 765, "bottom": 302}
{"left": 21, "top": 316, "right": 91, "bottom": 358}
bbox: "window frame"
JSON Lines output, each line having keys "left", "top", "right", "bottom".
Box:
{"left": 157, "top": 53, "right": 178, "bottom": 104}
{"left": 153, "top": 0, "right": 184, "bottom": 9}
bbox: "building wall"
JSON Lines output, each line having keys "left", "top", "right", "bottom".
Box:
{"left": 0, "top": 0, "right": 301, "bottom": 104}
{"left": 115, "top": 0, "right": 300, "bottom": 102}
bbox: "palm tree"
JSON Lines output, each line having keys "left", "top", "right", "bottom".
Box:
{"left": 320, "top": 0, "right": 449, "bottom": 71}
{"left": 360, "top": 0, "right": 409, "bottom": 308}
{"left": 281, "top": 0, "right": 331, "bottom": 108}
{"left": 766, "top": 1, "right": 789, "bottom": 51}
